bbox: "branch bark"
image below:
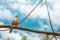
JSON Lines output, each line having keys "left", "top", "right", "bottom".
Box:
{"left": 0, "top": 25, "right": 60, "bottom": 36}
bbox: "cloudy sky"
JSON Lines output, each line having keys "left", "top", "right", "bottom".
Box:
{"left": 0, "top": 0, "right": 60, "bottom": 40}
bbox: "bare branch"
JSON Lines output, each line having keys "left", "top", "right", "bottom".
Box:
{"left": 0, "top": 25, "right": 60, "bottom": 36}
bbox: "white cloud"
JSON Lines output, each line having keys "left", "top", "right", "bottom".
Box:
{"left": 19, "top": 3, "right": 48, "bottom": 19}
{"left": 20, "top": 5, "right": 33, "bottom": 14}
{"left": 0, "top": 30, "right": 22, "bottom": 40}
{"left": 18, "top": 30, "right": 42, "bottom": 40}
{"left": 39, "top": 25, "right": 51, "bottom": 31}
{"left": 0, "top": 9, "right": 13, "bottom": 20}
{"left": 30, "top": 6, "right": 48, "bottom": 19}
{"left": 9, "top": 3, "right": 19, "bottom": 9}
{"left": 9, "top": 33, "right": 22, "bottom": 40}
{"left": 50, "top": 1, "right": 60, "bottom": 25}
{"left": 17, "top": 0, "right": 26, "bottom": 3}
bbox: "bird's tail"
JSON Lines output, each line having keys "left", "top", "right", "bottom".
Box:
{"left": 9, "top": 26, "right": 15, "bottom": 33}
{"left": 9, "top": 28, "right": 13, "bottom": 33}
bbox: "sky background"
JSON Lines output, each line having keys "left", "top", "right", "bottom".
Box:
{"left": 0, "top": 0, "right": 60, "bottom": 40}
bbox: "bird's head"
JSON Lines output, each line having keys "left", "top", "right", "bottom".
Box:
{"left": 14, "top": 15, "right": 18, "bottom": 20}
{"left": 15, "top": 15, "right": 18, "bottom": 18}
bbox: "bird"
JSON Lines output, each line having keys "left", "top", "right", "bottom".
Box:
{"left": 9, "top": 15, "right": 18, "bottom": 33}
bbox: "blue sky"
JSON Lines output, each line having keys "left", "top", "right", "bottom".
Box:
{"left": 0, "top": 0, "right": 60, "bottom": 40}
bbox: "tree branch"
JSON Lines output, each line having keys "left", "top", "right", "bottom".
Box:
{"left": 0, "top": 25, "right": 60, "bottom": 36}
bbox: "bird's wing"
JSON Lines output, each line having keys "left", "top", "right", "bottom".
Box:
{"left": 11, "top": 20, "right": 14, "bottom": 25}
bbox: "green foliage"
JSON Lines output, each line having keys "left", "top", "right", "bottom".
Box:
{"left": 7, "top": 37, "right": 10, "bottom": 40}
{"left": 43, "top": 35, "right": 51, "bottom": 40}
{"left": 22, "top": 36, "right": 27, "bottom": 40}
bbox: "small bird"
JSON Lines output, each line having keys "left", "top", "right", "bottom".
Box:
{"left": 9, "top": 15, "right": 18, "bottom": 33}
